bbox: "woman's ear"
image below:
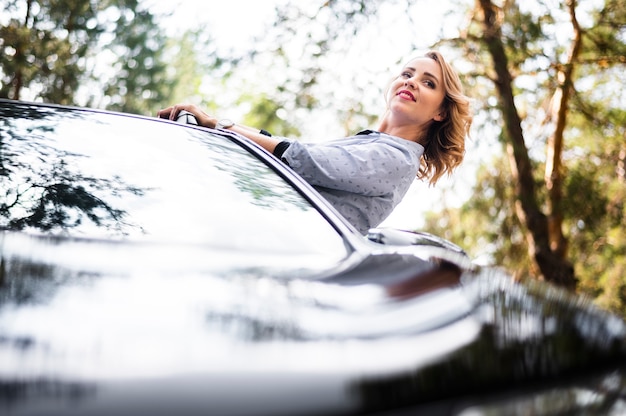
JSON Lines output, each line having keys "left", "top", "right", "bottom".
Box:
{"left": 434, "top": 110, "right": 447, "bottom": 122}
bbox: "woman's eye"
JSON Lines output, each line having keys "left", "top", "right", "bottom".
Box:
{"left": 401, "top": 72, "right": 412, "bottom": 78}
{"left": 424, "top": 80, "right": 435, "bottom": 88}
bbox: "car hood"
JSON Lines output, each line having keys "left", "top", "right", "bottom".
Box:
{"left": 2, "top": 232, "right": 626, "bottom": 415}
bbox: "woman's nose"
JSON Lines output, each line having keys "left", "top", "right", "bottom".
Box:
{"left": 404, "top": 77, "right": 416, "bottom": 89}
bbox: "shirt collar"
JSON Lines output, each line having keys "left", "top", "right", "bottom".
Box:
{"left": 356, "top": 129, "right": 379, "bottom": 135}
{"left": 356, "top": 129, "right": 425, "bottom": 154}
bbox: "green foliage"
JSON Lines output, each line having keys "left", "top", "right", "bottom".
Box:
{"left": 426, "top": 0, "right": 626, "bottom": 307}
{"left": 163, "top": 30, "right": 207, "bottom": 108}
{"left": 0, "top": 0, "right": 102, "bottom": 104}
{"left": 583, "top": 0, "right": 626, "bottom": 60}
{"left": 424, "top": 94, "right": 626, "bottom": 314}
{"left": 238, "top": 93, "right": 300, "bottom": 138}
{"left": 564, "top": 101, "right": 626, "bottom": 314}
{"left": 0, "top": 0, "right": 175, "bottom": 113}
{"left": 422, "top": 153, "right": 533, "bottom": 279}
{"left": 101, "top": 7, "right": 170, "bottom": 115}
{"left": 500, "top": 1, "right": 553, "bottom": 72}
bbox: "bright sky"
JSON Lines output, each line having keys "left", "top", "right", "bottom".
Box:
{"left": 149, "top": 0, "right": 286, "bottom": 50}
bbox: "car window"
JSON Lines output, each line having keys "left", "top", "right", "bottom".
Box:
{"left": 0, "top": 104, "right": 349, "bottom": 260}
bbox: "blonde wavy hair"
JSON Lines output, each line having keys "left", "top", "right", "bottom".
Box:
{"left": 417, "top": 51, "right": 472, "bottom": 185}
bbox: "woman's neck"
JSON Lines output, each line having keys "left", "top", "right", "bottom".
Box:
{"left": 378, "top": 120, "right": 428, "bottom": 145}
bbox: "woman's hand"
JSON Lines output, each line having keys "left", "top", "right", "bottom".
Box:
{"left": 157, "top": 104, "right": 218, "bottom": 128}
{"left": 158, "top": 103, "right": 281, "bottom": 154}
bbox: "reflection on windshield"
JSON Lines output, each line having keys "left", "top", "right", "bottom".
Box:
{"left": 207, "top": 141, "right": 311, "bottom": 212}
{"left": 0, "top": 105, "right": 145, "bottom": 236}
{"left": 0, "top": 102, "right": 348, "bottom": 258}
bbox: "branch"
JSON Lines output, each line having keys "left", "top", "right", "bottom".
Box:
{"left": 544, "top": 0, "right": 583, "bottom": 258}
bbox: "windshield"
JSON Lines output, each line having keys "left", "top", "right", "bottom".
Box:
{"left": 0, "top": 103, "right": 349, "bottom": 260}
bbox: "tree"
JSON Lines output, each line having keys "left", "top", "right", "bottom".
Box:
{"left": 467, "top": 0, "right": 576, "bottom": 288}
{"left": 422, "top": 151, "right": 532, "bottom": 279}
{"left": 0, "top": 0, "right": 172, "bottom": 112}
{"left": 0, "top": 0, "right": 103, "bottom": 104}
{"left": 563, "top": 72, "right": 626, "bottom": 312}
{"left": 100, "top": 7, "right": 171, "bottom": 115}
{"left": 438, "top": 0, "right": 624, "bottom": 290}
{"left": 237, "top": 93, "right": 301, "bottom": 138}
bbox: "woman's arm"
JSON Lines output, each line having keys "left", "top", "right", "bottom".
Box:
{"left": 157, "top": 104, "right": 281, "bottom": 154}
{"left": 228, "top": 123, "right": 282, "bottom": 153}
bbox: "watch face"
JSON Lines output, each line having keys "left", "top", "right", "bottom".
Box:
{"left": 217, "top": 119, "right": 234, "bottom": 129}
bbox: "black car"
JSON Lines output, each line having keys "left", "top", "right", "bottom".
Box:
{"left": 1, "top": 99, "right": 626, "bottom": 415}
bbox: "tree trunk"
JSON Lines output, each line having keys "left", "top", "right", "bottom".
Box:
{"left": 545, "top": 0, "right": 582, "bottom": 260}
{"left": 477, "top": 0, "right": 576, "bottom": 289}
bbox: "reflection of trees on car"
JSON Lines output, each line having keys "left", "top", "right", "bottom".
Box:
{"left": 2, "top": 160, "right": 143, "bottom": 234}
{"left": 0, "top": 105, "right": 145, "bottom": 235}
{"left": 0, "top": 256, "right": 83, "bottom": 307}
{"left": 195, "top": 134, "right": 313, "bottom": 213}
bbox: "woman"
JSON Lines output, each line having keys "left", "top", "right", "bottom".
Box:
{"left": 158, "top": 51, "right": 472, "bottom": 234}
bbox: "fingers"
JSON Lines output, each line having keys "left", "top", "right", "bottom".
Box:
{"left": 157, "top": 104, "right": 192, "bottom": 120}
{"left": 156, "top": 106, "right": 177, "bottom": 120}
{"left": 157, "top": 104, "right": 216, "bottom": 128}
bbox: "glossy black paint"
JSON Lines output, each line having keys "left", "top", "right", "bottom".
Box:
{"left": 1, "top": 100, "right": 626, "bottom": 415}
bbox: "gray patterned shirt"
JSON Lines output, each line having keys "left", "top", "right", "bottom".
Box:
{"left": 279, "top": 131, "right": 424, "bottom": 234}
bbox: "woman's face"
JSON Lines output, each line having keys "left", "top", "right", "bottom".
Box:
{"left": 387, "top": 57, "right": 446, "bottom": 127}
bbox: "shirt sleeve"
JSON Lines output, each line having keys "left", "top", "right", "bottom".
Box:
{"left": 272, "top": 140, "right": 291, "bottom": 159}
{"left": 281, "top": 138, "right": 422, "bottom": 197}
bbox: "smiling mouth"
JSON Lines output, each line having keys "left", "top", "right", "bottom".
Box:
{"left": 397, "top": 90, "right": 416, "bottom": 101}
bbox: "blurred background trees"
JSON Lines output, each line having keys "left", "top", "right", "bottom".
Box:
{"left": 1, "top": 0, "right": 104, "bottom": 104}
{"left": 422, "top": 0, "right": 625, "bottom": 302}
{"left": 1, "top": 0, "right": 624, "bottom": 314}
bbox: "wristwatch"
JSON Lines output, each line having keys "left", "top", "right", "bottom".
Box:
{"left": 216, "top": 119, "right": 235, "bottom": 129}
